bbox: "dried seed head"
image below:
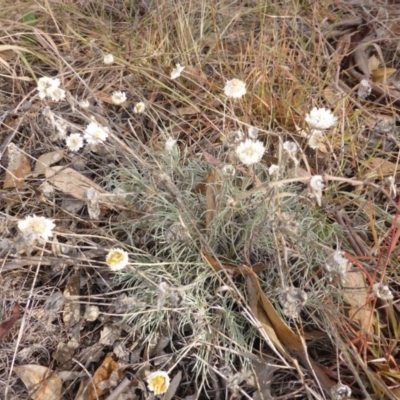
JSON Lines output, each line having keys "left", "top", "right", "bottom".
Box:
{"left": 279, "top": 286, "right": 307, "bottom": 319}
{"left": 330, "top": 383, "right": 351, "bottom": 400}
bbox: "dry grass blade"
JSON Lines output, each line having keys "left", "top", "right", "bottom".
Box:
{"left": 205, "top": 169, "right": 221, "bottom": 232}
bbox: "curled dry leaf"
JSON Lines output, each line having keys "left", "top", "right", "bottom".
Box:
{"left": 0, "top": 303, "right": 20, "bottom": 341}
{"left": 33, "top": 150, "right": 64, "bottom": 177}
{"left": 13, "top": 365, "right": 63, "bottom": 400}
{"left": 90, "top": 353, "right": 122, "bottom": 399}
{"left": 245, "top": 268, "right": 335, "bottom": 393}
{"left": 45, "top": 166, "right": 103, "bottom": 201}
{"left": 246, "top": 270, "right": 303, "bottom": 353}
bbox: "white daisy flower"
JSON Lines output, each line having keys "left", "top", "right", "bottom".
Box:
{"left": 308, "top": 130, "right": 325, "bottom": 149}
{"left": 37, "top": 77, "right": 60, "bottom": 98}
{"left": 165, "top": 137, "right": 177, "bottom": 153}
{"left": 372, "top": 283, "right": 393, "bottom": 301}
{"left": 106, "top": 248, "right": 129, "bottom": 271}
{"left": 66, "top": 133, "right": 84, "bottom": 152}
{"left": 236, "top": 139, "right": 265, "bottom": 165}
{"left": 18, "top": 215, "right": 55, "bottom": 242}
{"left": 248, "top": 126, "right": 259, "bottom": 139}
{"left": 103, "top": 54, "right": 114, "bottom": 65}
{"left": 305, "top": 107, "right": 337, "bottom": 130}
{"left": 224, "top": 78, "right": 246, "bottom": 99}
{"left": 147, "top": 371, "right": 170, "bottom": 395}
{"left": 133, "top": 101, "right": 146, "bottom": 113}
{"left": 111, "top": 91, "right": 127, "bottom": 105}
{"left": 37, "top": 77, "right": 66, "bottom": 101}
{"left": 283, "top": 141, "right": 298, "bottom": 155}
{"left": 50, "top": 88, "right": 66, "bottom": 102}
{"left": 170, "top": 63, "right": 185, "bottom": 79}
{"left": 83, "top": 121, "right": 109, "bottom": 145}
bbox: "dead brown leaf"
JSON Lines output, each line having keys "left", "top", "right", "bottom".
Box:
{"left": 177, "top": 103, "right": 201, "bottom": 116}
{"left": 322, "top": 87, "right": 345, "bottom": 107}
{"left": 343, "top": 270, "right": 374, "bottom": 333}
{"left": 33, "top": 150, "right": 64, "bottom": 177}
{"left": 246, "top": 271, "right": 303, "bottom": 353}
{"left": 368, "top": 54, "right": 381, "bottom": 72}
{"left": 202, "top": 151, "right": 223, "bottom": 167}
{"left": 89, "top": 353, "right": 122, "bottom": 399}
{"left": 203, "top": 252, "right": 265, "bottom": 274}
{"left": 371, "top": 67, "right": 397, "bottom": 84}
{"left": 360, "top": 157, "right": 400, "bottom": 180}
{"left": 45, "top": 166, "right": 127, "bottom": 210}
{"left": 45, "top": 166, "right": 103, "bottom": 201}
{"left": 14, "top": 365, "right": 63, "bottom": 400}
{"left": 4, "top": 144, "right": 31, "bottom": 189}
{"left": 353, "top": 46, "right": 370, "bottom": 78}
{"left": 163, "top": 371, "right": 182, "bottom": 400}
{"left": 0, "top": 303, "right": 20, "bottom": 341}
{"left": 246, "top": 269, "right": 335, "bottom": 393}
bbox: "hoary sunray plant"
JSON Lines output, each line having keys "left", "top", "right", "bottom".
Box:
{"left": 104, "top": 134, "right": 342, "bottom": 389}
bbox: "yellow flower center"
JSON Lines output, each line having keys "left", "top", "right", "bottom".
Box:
{"left": 244, "top": 148, "right": 255, "bottom": 156}
{"left": 108, "top": 252, "right": 124, "bottom": 265}
{"left": 151, "top": 376, "right": 168, "bottom": 394}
